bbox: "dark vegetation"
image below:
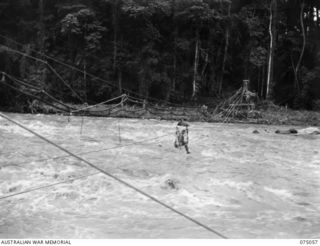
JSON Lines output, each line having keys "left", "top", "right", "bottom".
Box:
{"left": 0, "top": 0, "right": 320, "bottom": 118}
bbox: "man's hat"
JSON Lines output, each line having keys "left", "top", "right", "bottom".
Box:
{"left": 177, "top": 119, "right": 189, "bottom": 127}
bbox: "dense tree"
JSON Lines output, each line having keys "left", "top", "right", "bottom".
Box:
{"left": 0, "top": 0, "right": 319, "bottom": 110}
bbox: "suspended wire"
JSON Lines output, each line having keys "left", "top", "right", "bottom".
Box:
{"left": 1, "top": 72, "right": 74, "bottom": 112}
{"left": 0, "top": 79, "right": 69, "bottom": 113}
{"left": 3, "top": 72, "right": 74, "bottom": 111}
{"left": 3, "top": 72, "right": 40, "bottom": 91}
{"left": 2, "top": 56, "right": 212, "bottom": 120}
{"left": 71, "top": 94, "right": 126, "bottom": 113}
{"left": 0, "top": 34, "right": 200, "bottom": 108}
{"left": 41, "top": 90, "right": 73, "bottom": 111}
{"left": 0, "top": 151, "right": 122, "bottom": 200}
{"left": 0, "top": 42, "right": 158, "bottom": 104}
{"left": 2, "top": 71, "right": 196, "bottom": 117}
{"left": 2, "top": 71, "right": 131, "bottom": 115}
{"left": 4, "top": 133, "right": 171, "bottom": 170}
{"left": 46, "top": 62, "right": 84, "bottom": 103}
{"left": 0, "top": 172, "right": 100, "bottom": 200}
{"left": 3, "top": 71, "right": 122, "bottom": 115}
{"left": 4, "top": 71, "right": 74, "bottom": 103}
{"left": 0, "top": 112, "right": 228, "bottom": 239}
{"left": 2, "top": 42, "right": 166, "bottom": 106}
{"left": 1, "top": 45, "right": 85, "bottom": 103}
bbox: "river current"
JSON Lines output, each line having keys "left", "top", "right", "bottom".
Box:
{"left": 0, "top": 113, "right": 319, "bottom": 238}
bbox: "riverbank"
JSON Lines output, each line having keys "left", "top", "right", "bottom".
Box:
{"left": 1, "top": 100, "right": 319, "bottom": 126}
{"left": 212, "top": 107, "right": 320, "bottom": 126}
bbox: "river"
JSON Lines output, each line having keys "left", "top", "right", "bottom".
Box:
{"left": 0, "top": 113, "right": 319, "bottom": 238}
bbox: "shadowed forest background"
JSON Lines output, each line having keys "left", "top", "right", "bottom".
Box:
{"left": 0, "top": 0, "right": 320, "bottom": 111}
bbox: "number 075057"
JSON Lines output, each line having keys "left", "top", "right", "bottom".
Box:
{"left": 300, "top": 240, "right": 318, "bottom": 245}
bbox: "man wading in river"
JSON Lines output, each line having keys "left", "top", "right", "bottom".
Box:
{"left": 174, "top": 119, "right": 190, "bottom": 154}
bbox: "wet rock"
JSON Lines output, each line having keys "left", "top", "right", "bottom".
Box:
{"left": 252, "top": 130, "right": 259, "bottom": 134}
{"left": 276, "top": 127, "right": 320, "bottom": 135}
{"left": 8, "top": 186, "right": 17, "bottom": 193}
{"left": 275, "top": 128, "right": 297, "bottom": 134}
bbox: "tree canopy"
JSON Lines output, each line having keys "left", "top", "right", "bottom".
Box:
{"left": 0, "top": 0, "right": 320, "bottom": 110}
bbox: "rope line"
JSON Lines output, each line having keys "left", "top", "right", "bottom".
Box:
{"left": 3, "top": 72, "right": 77, "bottom": 108}
{"left": 2, "top": 76, "right": 71, "bottom": 112}
{"left": 0, "top": 43, "right": 166, "bottom": 105}
{"left": 0, "top": 112, "right": 228, "bottom": 239}
{"left": 1, "top": 43, "right": 203, "bottom": 110}
{"left": 71, "top": 94, "right": 127, "bottom": 113}
{"left": 2, "top": 74, "right": 204, "bottom": 118}
{"left": 1, "top": 45, "right": 84, "bottom": 103}
{"left": 3, "top": 72, "right": 131, "bottom": 116}
{"left": 0, "top": 42, "right": 192, "bottom": 108}
{"left": 4, "top": 133, "right": 171, "bottom": 169}
{"left": 0, "top": 37, "right": 200, "bottom": 108}
{"left": 6, "top": 73, "right": 72, "bottom": 110}
{"left": 4, "top": 72, "right": 40, "bottom": 91}
{"left": 46, "top": 62, "right": 84, "bottom": 103}
{"left": 0, "top": 151, "right": 121, "bottom": 201}
{"left": 0, "top": 172, "right": 100, "bottom": 200}
{"left": 0, "top": 80, "right": 69, "bottom": 113}
{"left": 2, "top": 72, "right": 76, "bottom": 112}
{"left": 41, "top": 90, "right": 73, "bottom": 111}
{"left": 3, "top": 71, "right": 128, "bottom": 115}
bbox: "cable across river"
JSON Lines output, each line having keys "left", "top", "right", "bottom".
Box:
{"left": 0, "top": 112, "right": 228, "bottom": 239}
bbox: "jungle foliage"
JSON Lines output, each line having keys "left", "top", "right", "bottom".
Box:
{"left": 0, "top": 0, "right": 320, "bottom": 110}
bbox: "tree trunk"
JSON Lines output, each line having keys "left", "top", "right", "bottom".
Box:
{"left": 118, "top": 34, "right": 123, "bottom": 96}
{"left": 166, "top": 0, "right": 177, "bottom": 102}
{"left": 172, "top": 0, "right": 177, "bottom": 90}
{"left": 261, "top": 65, "right": 265, "bottom": 98}
{"left": 38, "top": 0, "right": 45, "bottom": 54}
{"left": 83, "top": 58, "right": 87, "bottom": 102}
{"left": 118, "top": 68, "right": 122, "bottom": 96}
{"left": 138, "top": 66, "right": 148, "bottom": 99}
{"left": 211, "top": 42, "right": 222, "bottom": 95}
{"left": 293, "top": 1, "right": 306, "bottom": 94}
{"left": 113, "top": 0, "right": 119, "bottom": 72}
{"left": 192, "top": 29, "right": 200, "bottom": 99}
{"left": 218, "top": 2, "right": 231, "bottom": 96}
{"left": 257, "top": 67, "right": 261, "bottom": 97}
{"left": 38, "top": 0, "right": 46, "bottom": 88}
{"left": 165, "top": 42, "right": 176, "bottom": 102}
{"left": 201, "top": 51, "right": 209, "bottom": 83}
{"left": 173, "top": 30, "right": 177, "bottom": 92}
{"left": 266, "top": 0, "right": 276, "bottom": 100}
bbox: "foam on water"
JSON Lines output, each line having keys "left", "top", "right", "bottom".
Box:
{"left": 264, "top": 187, "right": 293, "bottom": 199}
{"left": 0, "top": 123, "right": 34, "bottom": 137}
{"left": 0, "top": 113, "right": 320, "bottom": 238}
